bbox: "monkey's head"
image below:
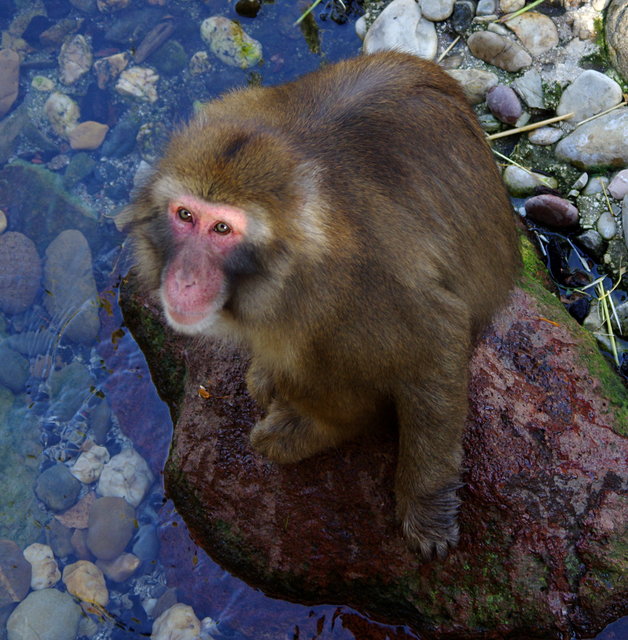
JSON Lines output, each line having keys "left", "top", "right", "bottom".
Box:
{"left": 119, "top": 116, "right": 328, "bottom": 337}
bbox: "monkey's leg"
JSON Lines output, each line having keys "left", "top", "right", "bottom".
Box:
{"left": 250, "top": 399, "right": 345, "bottom": 463}
{"left": 394, "top": 377, "right": 466, "bottom": 560}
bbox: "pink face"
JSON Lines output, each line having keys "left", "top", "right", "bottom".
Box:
{"left": 162, "top": 194, "right": 247, "bottom": 331}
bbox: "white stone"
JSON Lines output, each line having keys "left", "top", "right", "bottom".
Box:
{"left": 98, "top": 448, "right": 154, "bottom": 507}
{"left": 557, "top": 70, "right": 623, "bottom": 125}
{"left": 597, "top": 212, "right": 617, "bottom": 240}
{"left": 152, "top": 604, "right": 201, "bottom": 640}
{"left": 583, "top": 176, "right": 609, "bottom": 195}
{"left": 44, "top": 92, "right": 80, "bottom": 139}
{"left": 71, "top": 444, "right": 110, "bottom": 484}
{"left": 447, "top": 68, "right": 498, "bottom": 104}
{"left": 115, "top": 66, "right": 159, "bottom": 103}
{"left": 414, "top": 17, "right": 438, "bottom": 60}
{"left": 23, "top": 543, "right": 61, "bottom": 590}
{"left": 63, "top": 560, "right": 109, "bottom": 607}
{"left": 363, "top": 0, "right": 424, "bottom": 56}
{"left": 500, "top": 0, "right": 524, "bottom": 11}
{"left": 420, "top": 0, "right": 454, "bottom": 22}
{"left": 31, "top": 76, "right": 55, "bottom": 92}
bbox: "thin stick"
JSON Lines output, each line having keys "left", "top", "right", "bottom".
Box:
{"left": 576, "top": 101, "right": 627, "bottom": 127}
{"left": 295, "top": 0, "right": 323, "bottom": 25}
{"left": 437, "top": 36, "right": 461, "bottom": 63}
{"left": 486, "top": 112, "right": 574, "bottom": 140}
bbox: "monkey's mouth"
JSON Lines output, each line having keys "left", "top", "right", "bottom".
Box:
{"left": 164, "top": 304, "right": 212, "bottom": 328}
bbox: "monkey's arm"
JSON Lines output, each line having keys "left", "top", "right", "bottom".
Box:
{"left": 246, "top": 360, "right": 277, "bottom": 409}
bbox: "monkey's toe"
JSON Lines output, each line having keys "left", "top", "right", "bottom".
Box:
{"left": 398, "top": 483, "right": 462, "bottom": 561}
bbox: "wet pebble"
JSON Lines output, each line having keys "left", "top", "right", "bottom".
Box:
{"left": 420, "top": 0, "right": 455, "bottom": 22}
{"left": 486, "top": 85, "right": 522, "bottom": 125}
{"left": 525, "top": 194, "right": 579, "bottom": 228}
{"left": 503, "top": 165, "right": 557, "bottom": 198}
{"left": 55, "top": 492, "right": 95, "bottom": 529}
{"left": 63, "top": 560, "right": 109, "bottom": 607}
{"left": 48, "top": 362, "right": 95, "bottom": 421}
{"left": 93, "top": 52, "right": 130, "bottom": 89}
{"left": 0, "top": 49, "right": 20, "bottom": 118}
{"left": 608, "top": 169, "right": 628, "bottom": 200}
{"left": 576, "top": 229, "right": 605, "bottom": 260}
{"left": 556, "top": 70, "right": 623, "bottom": 126}
{"left": 133, "top": 523, "right": 160, "bottom": 563}
{"left": 504, "top": 11, "right": 558, "bottom": 57}
{"left": 101, "top": 109, "right": 141, "bottom": 157}
{"left": 596, "top": 212, "right": 617, "bottom": 240}
{"left": 555, "top": 107, "right": 628, "bottom": 169}
{"left": 115, "top": 66, "right": 159, "bottom": 102}
{"left": 0, "top": 209, "right": 6, "bottom": 233}
{"left": 201, "top": 16, "right": 262, "bottom": 69}
{"left": 467, "top": 31, "right": 532, "bottom": 72}
{"left": 44, "top": 92, "right": 80, "bottom": 139}
{"left": 71, "top": 528, "right": 91, "bottom": 560}
{"left": 7, "top": 588, "right": 82, "bottom": 640}
{"left": 97, "top": 0, "right": 131, "bottom": 11}
{"left": 451, "top": 0, "right": 476, "bottom": 34}
{"left": 0, "top": 231, "right": 42, "bottom": 314}
{"left": 31, "top": 75, "right": 55, "bottom": 92}
{"left": 44, "top": 229, "right": 100, "bottom": 344}
{"left": 71, "top": 444, "right": 110, "bottom": 483}
{"left": 59, "top": 34, "right": 92, "bottom": 85}
{"left": 23, "top": 543, "right": 61, "bottom": 590}
{"left": 0, "top": 539, "right": 31, "bottom": 606}
{"left": 97, "top": 552, "right": 140, "bottom": 582}
{"left": 152, "top": 603, "right": 201, "bottom": 640}
{"left": 0, "top": 342, "right": 29, "bottom": 392}
{"left": 447, "top": 68, "right": 497, "bottom": 104}
{"left": 87, "top": 496, "right": 136, "bottom": 560}
{"left": 35, "top": 463, "right": 81, "bottom": 513}
{"left": 528, "top": 126, "right": 563, "bottom": 146}
{"left": 68, "top": 120, "right": 109, "bottom": 150}
{"left": 236, "top": 0, "right": 262, "bottom": 18}
{"left": 98, "top": 448, "right": 154, "bottom": 507}
{"left": 46, "top": 518, "right": 74, "bottom": 558}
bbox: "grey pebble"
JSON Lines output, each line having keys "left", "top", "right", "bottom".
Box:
{"left": 0, "top": 232, "right": 41, "bottom": 315}
{"left": 467, "top": 31, "right": 532, "bottom": 72}
{"left": 596, "top": 212, "right": 617, "bottom": 240}
{"left": 575, "top": 229, "right": 605, "bottom": 260}
{"left": 35, "top": 463, "right": 81, "bottom": 513}
{"left": 452, "top": 0, "right": 476, "bottom": 34}
{"left": 556, "top": 70, "right": 623, "bottom": 125}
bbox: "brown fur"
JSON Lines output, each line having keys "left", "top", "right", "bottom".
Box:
{"left": 120, "top": 52, "right": 520, "bottom": 559}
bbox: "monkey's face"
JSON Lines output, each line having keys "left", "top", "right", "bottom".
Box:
{"left": 157, "top": 194, "right": 249, "bottom": 335}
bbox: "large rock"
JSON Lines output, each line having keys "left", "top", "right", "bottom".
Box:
{"left": 121, "top": 251, "right": 627, "bottom": 639}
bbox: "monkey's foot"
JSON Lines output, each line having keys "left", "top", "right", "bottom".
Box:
{"left": 398, "top": 482, "right": 462, "bottom": 561}
{"left": 250, "top": 403, "right": 334, "bottom": 463}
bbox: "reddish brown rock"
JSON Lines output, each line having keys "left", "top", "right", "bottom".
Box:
{"left": 122, "top": 268, "right": 627, "bottom": 639}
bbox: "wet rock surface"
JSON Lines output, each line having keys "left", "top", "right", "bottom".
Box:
{"left": 123, "top": 277, "right": 627, "bottom": 639}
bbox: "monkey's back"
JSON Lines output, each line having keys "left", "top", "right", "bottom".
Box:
{"left": 189, "top": 52, "right": 520, "bottom": 342}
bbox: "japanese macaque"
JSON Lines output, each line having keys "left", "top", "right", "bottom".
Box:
{"left": 120, "top": 51, "right": 520, "bottom": 559}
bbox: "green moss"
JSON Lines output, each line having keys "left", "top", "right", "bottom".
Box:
{"left": 541, "top": 81, "right": 564, "bottom": 111}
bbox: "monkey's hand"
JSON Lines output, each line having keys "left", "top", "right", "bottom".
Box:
{"left": 245, "top": 362, "right": 276, "bottom": 408}
{"left": 397, "top": 482, "right": 462, "bottom": 560}
{"left": 250, "top": 400, "right": 341, "bottom": 463}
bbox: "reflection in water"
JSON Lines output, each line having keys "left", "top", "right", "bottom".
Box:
{"left": 0, "top": 0, "right": 423, "bottom": 638}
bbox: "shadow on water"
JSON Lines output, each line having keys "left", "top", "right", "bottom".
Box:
{"left": 0, "top": 1, "right": 624, "bottom": 639}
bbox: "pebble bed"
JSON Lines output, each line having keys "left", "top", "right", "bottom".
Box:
{"left": 0, "top": 1, "right": 626, "bottom": 639}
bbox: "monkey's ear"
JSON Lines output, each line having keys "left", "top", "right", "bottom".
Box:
{"left": 113, "top": 205, "right": 136, "bottom": 232}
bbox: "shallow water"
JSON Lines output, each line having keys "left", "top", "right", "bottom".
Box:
{"left": 0, "top": 1, "right": 624, "bottom": 639}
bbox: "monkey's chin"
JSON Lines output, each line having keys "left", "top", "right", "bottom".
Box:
{"left": 163, "top": 304, "right": 219, "bottom": 336}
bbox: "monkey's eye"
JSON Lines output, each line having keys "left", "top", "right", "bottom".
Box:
{"left": 177, "top": 207, "right": 193, "bottom": 222}
{"left": 213, "top": 222, "right": 232, "bottom": 235}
